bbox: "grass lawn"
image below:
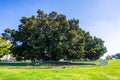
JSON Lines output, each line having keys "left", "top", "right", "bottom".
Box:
{"left": 0, "top": 60, "right": 120, "bottom": 80}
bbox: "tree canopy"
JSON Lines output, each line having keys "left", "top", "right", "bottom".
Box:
{"left": 1, "top": 10, "right": 107, "bottom": 61}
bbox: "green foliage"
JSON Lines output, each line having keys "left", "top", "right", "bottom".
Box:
{"left": 0, "top": 36, "right": 11, "bottom": 57}
{"left": 83, "top": 32, "right": 107, "bottom": 60}
{"left": 106, "top": 55, "right": 111, "bottom": 60}
{"left": 2, "top": 10, "right": 107, "bottom": 60}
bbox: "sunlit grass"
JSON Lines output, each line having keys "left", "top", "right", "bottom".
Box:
{"left": 0, "top": 60, "right": 120, "bottom": 80}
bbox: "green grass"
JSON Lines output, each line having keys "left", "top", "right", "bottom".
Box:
{"left": 0, "top": 60, "right": 120, "bottom": 80}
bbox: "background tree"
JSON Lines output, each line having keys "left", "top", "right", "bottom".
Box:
{"left": 0, "top": 36, "right": 11, "bottom": 57}
{"left": 111, "top": 53, "right": 120, "bottom": 59}
{"left": 2, "top": 10, "right": 107, "bottom": 61}
{"left": 106, "top": 55, "right": 111, "bottom": 60}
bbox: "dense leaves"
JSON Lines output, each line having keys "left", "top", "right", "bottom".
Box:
{"left": 2, "top": 10, "right": 107, "bottom": 60}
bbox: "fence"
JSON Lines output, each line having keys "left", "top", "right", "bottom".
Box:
{"left": 0, "top": 60, "right": 108, "bottom": 67}
{"left": 100, "top": 59, "right": 108, "bottom": 66}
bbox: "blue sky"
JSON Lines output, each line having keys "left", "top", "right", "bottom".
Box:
{"left": 0, "top": 0, "right": 120, "bottom": 56}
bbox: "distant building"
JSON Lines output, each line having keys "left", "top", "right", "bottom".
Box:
{"left": 0, "top": 54, "right": 15, "bottom": 61}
